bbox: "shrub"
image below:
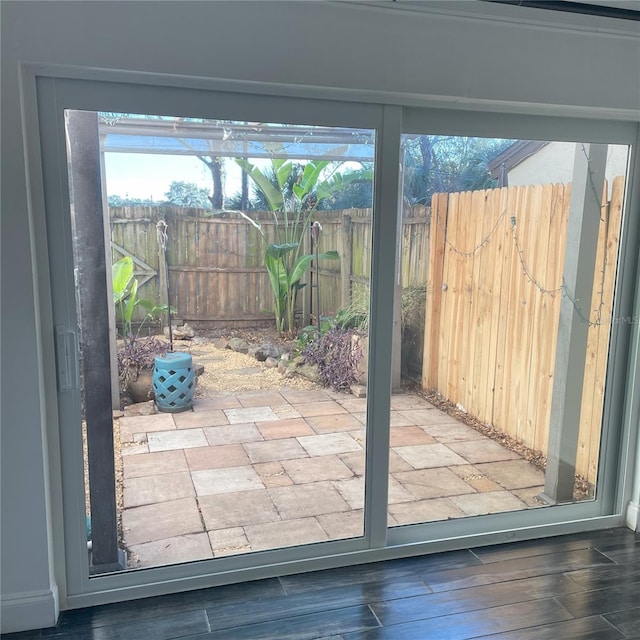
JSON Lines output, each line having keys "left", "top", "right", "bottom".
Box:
{"left": 117, "top": 335, "right": 170, "bottom": 388}
{"left": 302, "top": 327, "right": 363, "bottom": 392}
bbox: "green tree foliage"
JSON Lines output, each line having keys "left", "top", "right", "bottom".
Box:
{"left": 108, "top": 195, "right": 156, "bottom": 207}
{"left": 402, "top": 136, "right": 511, "bottom": 205}
{"left": 164, "top": 181, "right": 212, "bottom": 209}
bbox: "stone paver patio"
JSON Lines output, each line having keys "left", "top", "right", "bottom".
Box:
{"left": 118, "top": 390, "right": 545, "bottom": 569}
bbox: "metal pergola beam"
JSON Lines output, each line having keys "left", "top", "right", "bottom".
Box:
{"left": 99, "top": 117, "right": 375, "bottom": 161}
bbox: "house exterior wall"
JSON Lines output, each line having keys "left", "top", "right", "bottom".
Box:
{"left": 508, "top": 141, "right": 629, "bottom": 192}
{"left": 1, "top": 1, "right": 639, "bottom": 632}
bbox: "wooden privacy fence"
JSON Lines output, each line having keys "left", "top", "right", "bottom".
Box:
{"left": 109, "top": 205, "right": 430, "bottom": 327}
{"left": 422, "top": 177, "right": 625, "bottom": 484}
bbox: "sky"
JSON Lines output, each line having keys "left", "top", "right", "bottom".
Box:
{"left": 104, "top": 153, "right": 245, "bottom": 202}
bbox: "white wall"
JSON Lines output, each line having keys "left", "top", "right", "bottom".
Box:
{"left": 2, "top": 1, "right": 639, "bottom": 633}
{"left": 508, "top": 142, "right": 629, "bottom": 193}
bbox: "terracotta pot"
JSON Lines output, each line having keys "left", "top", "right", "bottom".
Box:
{"left": 126, "top": 368, "right": 155, "bottom": 403}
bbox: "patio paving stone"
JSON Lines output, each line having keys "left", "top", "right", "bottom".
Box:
{"left": 281, "top": 390, "right": 333, "bottom": 404}
{"left": 390, "top": 411, "right": 422, "bottom": 427}
{"left": 148, "top": 428, "right": 209, "bottom": 452}
{"left": 448, "top": 465, "right": 504, "bottom": 493}
{"left": 281, "top": 455, "right": 354, "bottom": 484}
{"left": 394, "top": 443, "right": 469, "bottom": 469}
{"left": 244, "top": 517, "right": 328, "bottom": 551}
{"left": 192, "top": 397, "right": 241, "bottom": 411}
{"left": 393, "top": 468, "right": 477, "bottom": 499}
{"left": 333, "top": 476, "right": 413, "bottom": 510}
{"left": 475, "top": 460, "right": 546, "bottom": 489}
{"left": 121, "top": 443, "right": 150, "bottom": 456}
{"left": 243, "top": 438, "right": 309, "bottom": 464}
{"left": 305, "top": 413, "right": 363, "bottom": 434}
{"left": 447, "top": 438, "right": 522, "bottom": 463}
{"left": 208, "top": 528, "right": 251, "bottom": 557}
{"left": 119, "top": 413, "right": 175, "bottom": 435}
{"left": 119, "top": 416, "right": 176, "bottom": 443}
{"left": 450, "top": 490, "right": 528, "bottom": 516}
{"left": 256, "top": 418, "right": 315, "bottom": 440}
{"left": 225, "top": 406, "right": 280, "bottom": 423}
{"left": 173, "top": 409, "right": 229, "bottom": 429}
{"left": 123, "top": 450, "right": 188, "bottom": 478}
{"left": 203, "top": 423, "right": 263, "bottom": 446}
{"left": 184, "top": 444, "right": 250, "bottom": 471}
{"left": 124, "top": 471, "right": 194, "bottom": 508}
{"left": 273, "top": 405, "right": 302, "bottom": 419}
{"left": 335, "top": 397, "right": 368, "bottom": 412}
{"left": 199, "top": 490, "right": 279, "bottom": 529}
{"left": 128, "top": 533, "right": 213, "bottom": 567}
{"left": 236, "top": 391, "right": 287, "bottom": 408}
{"left": 390, "top": 395, "right": 435, "bottom": 411}
{"left": 122, "top": 497, "right": 203, "bottom": 545}
{"left": 399, "top": 409, "right": 461, "bottom": 426}
{"left": 253, "top": 461, "right": 294, "bottom": 487}
{"left": 388, "top": 497, "right": 466, "bottom": 525}
{"left": 389, "top": 426, "right": 437, "bottom": 447}
{"left": 191, "top": 465, "right": 264, "bottom": 496}
{"left": 421, "top": 423, "right": 487, "bottom": 442}
{"left": 268, "top": 481, "right": 351, "bottom": 519}
{"left": 336, "top": 451, "right": 367, "bottom": 476}
{"left": 297, "top": 432, "right": 362, "bottom": 457}
{"left": 317, "top": 510, "right": 364, "bottom": 539}
{"left": 118, "top": 391, "right": 558, "bottom": 565}
{"left": 292, "top": 400, "right": 348, "bottom": 418}
{"left": 513, "top": 487, "right": 547, "bottom": 507}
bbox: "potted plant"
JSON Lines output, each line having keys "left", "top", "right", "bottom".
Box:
{"left": 112, "top": 256, "right": 172, "bottom": 404}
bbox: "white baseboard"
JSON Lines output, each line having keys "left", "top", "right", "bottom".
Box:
{"left": 0, "top": 586, "right": 58, "bottom": 634}
{"left": 626, "top": 500, "right": 640, "bottom": 532}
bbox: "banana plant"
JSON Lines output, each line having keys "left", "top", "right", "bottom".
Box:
{"left": 112, "top": 256, "right": 173, "bottom": 343}
{"left": 236, "top": 156, "right": 371, "bottom": 335}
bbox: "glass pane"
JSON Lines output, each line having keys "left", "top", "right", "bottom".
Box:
{"left": 388, "top": 135, "right": 629, "bottom": 527}
{"left": 65, "top": 110, "right": 375, "bottom": 572}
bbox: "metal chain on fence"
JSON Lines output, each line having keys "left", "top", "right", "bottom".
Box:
{"left": 435, "top": 207, "right": 509, "bottom": 257}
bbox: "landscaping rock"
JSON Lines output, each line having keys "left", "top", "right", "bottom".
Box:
{"left": 278, "top": 360, "right": 289, "bottom": 375}
{"left": 123, "top": 400, "right": 157, "bottom": 417}
{"left": 249, "top": 342, "right": 281, "bottom": 362}
{"left": 194, "top": 363, "right": 205, "bottom": 377}
{"left": 265, "top": 356, "right": 279, "bottom": 368}
{"left": 350, "top": 383, "right": 367, "bottom": 398}
{"left": 213, "top": 337, "right": 229, "bottom": 350}
{"left": 228, "top": 337, "right": 250, "bottom": 353}
{"left": 296, "top": 363, "right": 321, "bottom": 383}
{"left": 164, "top": 323, "right": 195, "bottom": 340}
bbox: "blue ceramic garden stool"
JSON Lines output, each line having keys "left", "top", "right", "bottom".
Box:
{"left": 153, "top": 351, "right": 195, "bottom": 412}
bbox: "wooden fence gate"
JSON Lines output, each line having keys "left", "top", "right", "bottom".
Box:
{"left": 422, "top": 177, "right": 625, "bottom": 484}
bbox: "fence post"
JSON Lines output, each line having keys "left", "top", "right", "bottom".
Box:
{"left": 302, "top": 223, "right": 312, "bottom": 326}
{"left": 341, "top": 213, "right": 353, "bottom": 308}
{"left": 541, "top": 143, "right": 608, "bottom": 505}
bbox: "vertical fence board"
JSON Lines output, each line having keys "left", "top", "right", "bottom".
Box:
{"left": 421, "top": 176, "right": 623, "bottom": 484}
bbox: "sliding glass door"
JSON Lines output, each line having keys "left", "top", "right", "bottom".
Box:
{"left": 32, "top": 72, "right": 636, "bottom": 608}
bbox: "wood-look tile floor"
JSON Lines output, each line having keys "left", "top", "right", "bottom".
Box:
{"left": 4, "top": 527, "right": 639, "bottom": 639}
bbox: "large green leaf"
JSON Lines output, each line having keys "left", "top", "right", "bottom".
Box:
{"left": 112, "top": 256, "right": 133, "bottom": 303}
{"left": 272, "top": 158, "right": 293, "bottom": 193}
{"left": 266, "top": 242, "right": 298, "bottom": 260}
{"left": 123, "top": 278, "right": 138, "bottom": 326}
{"left": 299, "top": 160, "right": 330, "bottom": 195}
{"left": 289, "top": 250, "right": 339, "bottom": 286}
{"left": 316, "top": 168, "right": 374, "bottom": 201}
{"left": 235, "top": 159, "right": 284, "bottom": 211}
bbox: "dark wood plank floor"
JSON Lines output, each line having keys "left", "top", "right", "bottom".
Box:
{"left": 3, "top": 528, "right": 639, "bottom": 640}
